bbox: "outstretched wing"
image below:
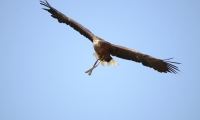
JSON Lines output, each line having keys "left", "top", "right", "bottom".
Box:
{"left": 40, "top": 0, "right": 95, "bottom": 42}
{"left": 110, "top": 44, "right": 180, "bottom": 74}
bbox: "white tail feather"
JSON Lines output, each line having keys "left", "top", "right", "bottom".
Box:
{"left": 107, "top": 59, "right": 118, "bottom": 66}
{"left": 101, "top": 61, "right": 105, "bottom": 66}
{"left": 93, "top": 52, "right": 99, "bottom": 60}
{"left": 93, "top": 52, "right": 118, "bottom": 66}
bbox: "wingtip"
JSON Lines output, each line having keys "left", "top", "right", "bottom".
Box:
{"left": 40, "top": 0, "right": 51, "bottom": 8}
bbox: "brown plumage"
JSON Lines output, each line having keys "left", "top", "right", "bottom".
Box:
{"left": 40, "top": 0, "right": 180, "bottom": 75}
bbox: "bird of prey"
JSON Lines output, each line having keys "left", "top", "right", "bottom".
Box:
{"left": 40, "top": 0, "right": 180, "bottom": 75}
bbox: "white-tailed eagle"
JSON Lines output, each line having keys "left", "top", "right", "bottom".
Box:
{"left": 40, "top": 0, "right": 180, "bottom": 75}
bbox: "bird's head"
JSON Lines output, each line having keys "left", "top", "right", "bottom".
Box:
{"left": 93, "top": 39, "right": 101, "bottom": 47}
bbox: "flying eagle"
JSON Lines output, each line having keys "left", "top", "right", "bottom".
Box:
{"left": 40, "top": 0, "right": 180, "bottom": 75}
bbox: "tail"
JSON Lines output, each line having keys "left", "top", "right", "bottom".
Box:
{"left": 93, "top": 52, "right": 118, "bottom": 66}
{"left": 107, "top": 59, "right": 118, "bottom": 66}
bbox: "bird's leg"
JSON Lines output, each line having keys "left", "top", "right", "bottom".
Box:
{"left": 85, "top": 59, "right": 100, "bottom": 76}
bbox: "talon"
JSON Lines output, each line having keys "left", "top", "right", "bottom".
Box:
{"left": 85, "top": 59, "right": 100, "bottom": 76}
{"left": 85, "top": 63, "right": 99, "bottom": 75}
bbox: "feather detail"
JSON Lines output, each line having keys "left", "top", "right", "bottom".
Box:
{"left": 93, "top": 52, "right": 99, "bottom": 60}
{"left": 107, "top": 59, "right": 118, "bottom": 66}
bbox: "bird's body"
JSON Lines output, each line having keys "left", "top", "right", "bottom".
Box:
{"left": 93, "top": 37, "right": 112, "bottom": 62}
{"left": 40, "top": 0, "right": 180, "bottom": 75}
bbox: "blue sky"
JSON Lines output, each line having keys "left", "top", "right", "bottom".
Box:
{"left": 0, "top": 0, "right": 200, "bottom": 120}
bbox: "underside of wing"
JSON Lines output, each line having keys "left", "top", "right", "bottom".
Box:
{"left": 40, "top": 0, "right": 95, "bottom": 42}
{"left": 109, "top": 44, "right": 180, "bottom": 74}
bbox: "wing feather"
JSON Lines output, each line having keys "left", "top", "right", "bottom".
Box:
{"left": 110, "top": 44, "right": 180, "bottom": 74}
{"left": 40, "top": 0, "right": 95, "bottom": 42}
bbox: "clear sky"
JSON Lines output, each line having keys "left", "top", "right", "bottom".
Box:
{"left": 0, "top": 0, "right": 200, "bottom": 120}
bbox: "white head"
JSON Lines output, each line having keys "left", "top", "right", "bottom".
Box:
{"left": 93, "top": 39, "right": 101, "bottom": 47}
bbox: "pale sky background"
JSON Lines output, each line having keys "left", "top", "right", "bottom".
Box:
{"left": 0, "top": 0, "right": 200, "bottom": 120}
